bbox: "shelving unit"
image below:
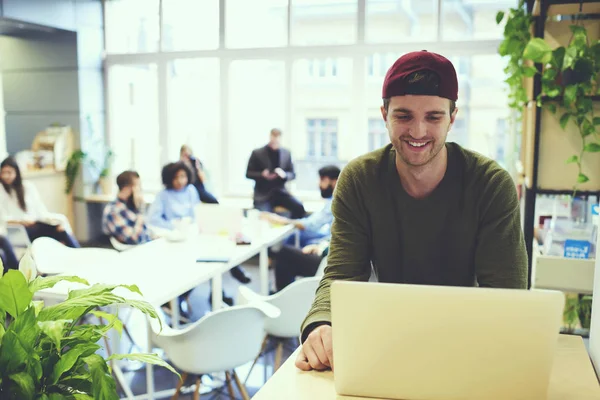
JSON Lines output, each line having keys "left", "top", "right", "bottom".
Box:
{"left": 522, "top": 0, "right": 600, "bottom": 287}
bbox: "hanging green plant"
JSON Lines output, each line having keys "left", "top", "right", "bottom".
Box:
{"left": 522, "top": 24, "right": 600, "bottom": 186}
{"left": 496, "top": 0, "right": 534, "bottom": 111}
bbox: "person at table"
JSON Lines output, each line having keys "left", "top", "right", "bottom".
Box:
{"left": 148, "top": 162, "right": 250, "bottom": 287}
{"left": 0, "top": 234, "right": 19, "bottom": 274}
{"left": 273, "top": 239, "right": 329, "bottom": 292}
{"left": 246, "top": 128, "right": 305, "bottom": 219}
{"left": 261, "top": 165, "right": 340, "bottom": 248}
{"left": 180, "top": 144, "right": 218, "bottom": 204}
{"left": 102, "top": 170, "right": 156, "bottom": 245}
{"left": 0, "top": 157, "right": 80, "bottom": 248}
{"left": 296, "top": 51, "right": 528, "bottom": 372}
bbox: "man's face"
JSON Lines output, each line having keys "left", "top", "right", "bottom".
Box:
{"left": 381, "top": 95, "right": 457, "bottom": 168}
{"left": 319, "top": 176, "right": 336, "bottom": 198}
{"left": 269, "top": 132, "right": 281, "bottom": 150}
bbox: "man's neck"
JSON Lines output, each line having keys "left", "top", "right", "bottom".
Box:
{"left": 396, "top": 145, "right": 448, "bottom": 199}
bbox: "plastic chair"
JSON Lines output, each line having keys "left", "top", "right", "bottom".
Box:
{"left": 30, "top": 237, "right": 119, "bottom": 275}
{"left": 238, "top": 276, "right": 320, "bottom": 374}
{"left": 150, "top": 301, "right": 280, "bottom": 400}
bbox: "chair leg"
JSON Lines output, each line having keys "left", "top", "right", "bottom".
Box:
{"left": 233, "top": 370, "right": 251, "bottom": 400}
{"left": 225, "top": 372, "right": 236, "bottom": 399}
{"left": 171, "top": 372, "right": 188, "bottom": 400}
{"left": 193, "top": 376, "right": 201, "bottom": 400}
{"left": 274, "top": 341, "right": 284, "bottom": 372}
{"left": 244, "top": 335, "right": 269, "bottom": 384}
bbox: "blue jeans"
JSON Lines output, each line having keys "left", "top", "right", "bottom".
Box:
{"left": 0, "top": 235, "right": 18, "bottom": 272}
{"left": 284, "top": 229, "right": 327, "bottom": 248}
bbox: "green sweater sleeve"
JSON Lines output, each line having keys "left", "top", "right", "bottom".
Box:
{"left": 474, "top": 168, "right": 528, "bottom": 289}
{"left": 300, "top": 163, "right": 372, "bottom": 338}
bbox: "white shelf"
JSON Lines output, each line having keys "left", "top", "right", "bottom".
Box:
{"left": 532, "top": 254, "right": 595, "bottom": 294}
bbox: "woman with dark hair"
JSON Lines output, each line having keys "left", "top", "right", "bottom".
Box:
{"left": 0, "top": 157, "right": 80, "bottom": 248}
{"left": 180, "top": 144, "right": 218, "bottom": 204}
{"left": 148, "top": 162, "right": 199, "bottom": 229}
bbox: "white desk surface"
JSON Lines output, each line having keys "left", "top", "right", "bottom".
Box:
{"left": 253, "top": 335, "right": 600, "bottom": 400}
{"left": 37, "top": 224, "right": 294, "bottom": 307}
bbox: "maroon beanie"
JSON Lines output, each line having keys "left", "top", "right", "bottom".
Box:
{"left": 382, "top": 51, "right": 458, "bottom": 101}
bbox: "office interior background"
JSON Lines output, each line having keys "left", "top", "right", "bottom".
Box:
{"left": 0, "top": 0, "right": 599, "bottom": 399}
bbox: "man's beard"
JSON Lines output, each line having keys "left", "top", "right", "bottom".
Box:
{"left": 320, "top": 185, "right": 334, "bottom": 199}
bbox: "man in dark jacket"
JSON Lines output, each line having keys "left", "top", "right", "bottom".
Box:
{"left": 246, "top": 128, "right": 305, "bottom": 218}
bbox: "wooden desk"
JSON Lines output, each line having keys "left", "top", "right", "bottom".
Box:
{"left": 253, "top": 335, "right": 600, "bottom": 400}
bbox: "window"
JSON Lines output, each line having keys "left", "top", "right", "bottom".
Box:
{"left": 366, "top": 0, "right": 437, "bottom": 43}
{"left": 167, "top": 58, "right": 221, "bottom": 193}
{"left": 307, "top": 119, "right": 338, "bottom": 158}
{"left": 226, "top": 0, "right": 288, "bottom": 48}
{"left": 308, "top": 58, "right": 338, "bottom": 79}
{"left": 105, "top": 0, "right": 159, "bottom": 54}
{"left": 228, "top": 60, "right": 286, "bottom": 194}
{"left": 367, "top": 52, "right": 402, "bottom": 78}
{"left": 442, "top": 0, "right": 516, "bottom": 41}
{"left": 291, "top": 0, "right": 357, "bottom": 45}
{"left": 107, "top": 64, "right": 161, "bottom": 190}
{"left": 368, "top": 118, "right": 388, "bottom": 151}
{"left": 162, "top": 0, "right": 219, "bottom": 51}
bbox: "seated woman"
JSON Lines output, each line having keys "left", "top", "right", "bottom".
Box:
{"left": 0, "top": 157, "right": 79, "bottom": 248}
{"left": 180, "top": 144, "right": 219, "bottom": 204}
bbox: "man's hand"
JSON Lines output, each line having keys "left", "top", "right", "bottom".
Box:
{"left": 261, "top": 169, "right": 278, "bottom": 180}
{"left": 295, "top": 325, "right": 333, "bottom": 371}
{"left": 132, "top": 185, "right": 144, "bottom": 211}
{"left": 20, "top": 220, "right": 35, "bottom": 228}
{"left": 302, "top": 244, "right": 320, "bottom": 255}
{"left": 274, "top": 167, "right": 287, "bottom": 180}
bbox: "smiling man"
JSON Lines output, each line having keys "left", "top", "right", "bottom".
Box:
{"left": 296, "top": 51, "right": 528, "bottom": 372}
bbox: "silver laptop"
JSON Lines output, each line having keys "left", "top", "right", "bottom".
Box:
{"left": 331, "top": 281, "right": 564, "bottom": 400}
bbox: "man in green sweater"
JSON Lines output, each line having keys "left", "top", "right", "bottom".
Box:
{"left": 296, "top": 51, "right": 528, "bottom": 372}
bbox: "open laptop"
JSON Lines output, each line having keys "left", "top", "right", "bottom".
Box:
{"left": 331, "top": 281, "right": 564, "bottom": 400}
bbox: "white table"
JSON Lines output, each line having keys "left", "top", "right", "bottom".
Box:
{"left": 36, "top": 223, "right": 295, "bottom": 400}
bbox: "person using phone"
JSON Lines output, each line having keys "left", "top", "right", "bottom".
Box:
{"left": 0, "top": 157, "right": 80, "bottom": 248}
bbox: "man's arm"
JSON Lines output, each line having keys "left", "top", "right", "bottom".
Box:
{"left": 300, "top": 164, "right": 372, "bottom": 341}
{"left": 283, "top": 150, "right": 296, "bottom": 181}
{"left": 246, "top": 150, "right": 264, "bottom": 181}
{"left": 475, "top": 169, "right": 528, "bottom": 289}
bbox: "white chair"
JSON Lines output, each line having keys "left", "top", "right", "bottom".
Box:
{"left": 150, "top": 301, "right": 280, "bottom": 400}
{"left": 109, "top": 236, "right": 136, "bottom": 252}
{"left": 30, "top": 237, "right": 119, "bottom": 275}
{"left": 238, "top": 276, "right": 321, "bottom": 373}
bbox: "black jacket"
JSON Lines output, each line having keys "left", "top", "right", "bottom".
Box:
{"left": 246, "top": 145, "right": 296, "bottom": 202}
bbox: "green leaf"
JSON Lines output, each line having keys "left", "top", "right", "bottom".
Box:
{"left": 545, "top": 103, "right": 557, "bottom": 114}
{"left": 0, "top": 323, "right": 5, "bottom": 344}
{"left": 593, "top": 117, "right": 600, "bottom": 126}
{"left": 58, "top": 373, "right": 93, "bottom": 395}
{"left": 563, "top": 46, "right": 578, "bottom": 70}
{"left": 560, "top": 113, "right": 571, "bottom": 129}
{"left": 566, "top": 155, "right": 579, "bottom": 164}
{"left": 523, "top": 66, "right": 537, "bottom": 77}
{"left": 29, "top": 275, "right": 89, "bottom": 294}
{"left": 10, "top": 307, "right": 39, "bottom": 351}
{"left": 569, "top": 24, "right": 587, "bottom": 38}
{"left": 125, "top": 299, "right": 159, "bottom": 322}
{"left": 551, "top": 47, "right": 565, "bottom": 69}
{"left": 72, "top": 394, "right": 94, "bottom": 400}
{"left": 67, "top": 283, "right": 142, "bottom": 300}
{"left": 8, "top": 372, "right": 35, "bottom": 400}
{"left": 0, "top": 270, "right": 33, "bottom": 318}
{"left": 51, "top": 343, "right": 101, "bottom": 384}
{"left": 38, "top": 320, "right": 69, "bottom": 350}
{"left": 564, "top": 85, "right": 578, "bottom": 106}
{"left": 32, "top": 300, "right": 44, "bottom": 317}
{"left": 0, "top": 330, "right": 29, "bottom": 374}
{"left": 39, "top": 292, "right": 126, "bottom": 322}
{"left": 543, "top": 67, "right": 558, "bottom": 80}
{"left": 523, "top": 38, "right": 553, "bottom": 63}
{"left": 584, "top": 143, "right": 600, "bottom": 152}
{"left": 90, "top": 310, "right": 123, "bottom": 337}
{"left": 582, "top": 119, "right": 595, "bottom": 137}
{"left": 496, "top": 11, "right": 505, "bottom": 24}
{"left": 578, "top": 173, "right": 590, "bottom": 183}
{"left": 83, "top": 354, "right": 118, "bottom": 400}
{"left": 108, "top": 353, "right": 181, "bottom": 379}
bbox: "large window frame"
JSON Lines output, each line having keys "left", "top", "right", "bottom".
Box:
{"left": 103, "top": 0, "right": 514, "bottom": 199}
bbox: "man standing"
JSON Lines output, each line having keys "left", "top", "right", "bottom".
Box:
{"left": 296, "top": 51, "right": 527, "bottom": 371}
{"left": 246, "top": 128, "right": 305, "bottom": 218}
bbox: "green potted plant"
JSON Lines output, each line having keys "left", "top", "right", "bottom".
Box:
{"left": 90, "top": 149, "right": 114, "bottom": 195}
{"left": 0, "top": 253, "right": 178, "bottom": 399}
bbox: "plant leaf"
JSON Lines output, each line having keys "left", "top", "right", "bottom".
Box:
{"left": 584, "top": 143, "right": 600, "bottom": 152}
{"left": 496, "top": 11, "right": 505, "bottom": 24}
{"left": 67, "top": 283, "right": 142, "bottom": 300}
{"left": 566, "top": 155, "right": 579, "bottom": 164}
{"left": 578, "top": 173, "right": 590, "bottom": 183}
{"left": 51, "top": 343, "right": 101, "bottom": 384}
{"left": 523, "top": 38, "right": 553, "bottom": 63}
{"left": 29, "top": 275, "right": 89, "bottom": 294}
{"left": 83, "top": 354, "right": 118, "bottom": 400}
{"left": 560, "top": 113, "right": 570, "bottom": 129}
{"left": 108, "top": 353, "right": 181, "bottom": 379}
{"left": 523, "top": 66, "right": 537, "bottom": 77}
{"left": 57, "top": 373, "right": 93, "bottom": 395}
{"left": 125, "top": 299, "right": 159, "bottom": 322}
{"left": 0, "top": 330, "right": 29, "bottom": 374}
{"left": 8, "top": 372, "right": 35, "bottom": 400}
{"left": 564, "top": 85, "right": 578, "bottom": 106}
{"left": 38, "top": 292, "right": 126, "bottom": 322}
{"left": 90, "top": 310, "right": 123, "bottom": 337}
{"left": 593, "top": 117, "right": 600, "bottom": 126}
{"left": 38, "top": 320, "right": 69, "bottom": 350}
{"left": 72, "top": 394, "right": 94, "bottom": 400}
{"left": 545, "top": 103, "right": 557, "bottom": 114}
{"left": 0, "top": 270, "right": 33, "bottom": 318}
{"left": 582, "top": 119, "right": 595, "bottom": 137}
{"left": 10, "top": 307, "right": 39, "bottom": 351}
